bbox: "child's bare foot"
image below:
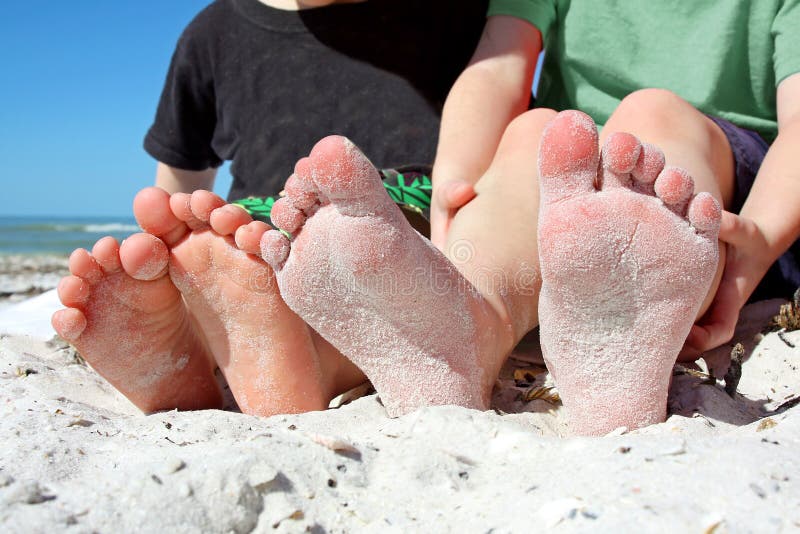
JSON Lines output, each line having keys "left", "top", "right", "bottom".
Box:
{"left": 135, "top": 187, "right": 364, "bottom": 416}
{"left": 537, "top": 110, "right": 721, "bottom": 435}
{"left": 258, "top": 136, "right": 514, "bottom": 417}
{"left": 51, "top": 234, "right": 222, "bottom": 412}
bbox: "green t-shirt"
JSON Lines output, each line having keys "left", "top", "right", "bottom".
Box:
{"left": 488, "top": 0, "right": 800, "bottom": 142}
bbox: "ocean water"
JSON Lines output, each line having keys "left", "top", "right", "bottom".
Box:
{"left": 0, "top": 215, "right": 140, "bottom": 256}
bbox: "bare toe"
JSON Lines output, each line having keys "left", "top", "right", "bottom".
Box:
{"left": 284, "top": 171, "right": 319, "bottom": 211}
{"left": 687, "top": 192, "right": 722, "bottom": 238}
{"left": 307, "top": 135, "right": 391, "bottom": 217}
{"left": 538, "top": 110, "right": 599, "bottom": 202}
{"left": 118, "top": 233, "right": 170, "bottom": 281}
{"left": 209, "top": 204, "right": 253, "bottom": 236}
{"left": 51, "top": 307, "right": 87, "bottom": 342}
{"left": 234, "top": 220, "right": 272, "bottom": 254}
{"left": 654, "top": 167, "right": 694, "bottom": 215}
{"left": 91, "top": 237, "right": 122, "bottom": 274}
{"left": 271, "top": 197, "right": 307, "bottom": 235}
{"left": 57, "top": 275, "right": 90, "bottom": 308}
{"left": 169, "top": 192, "right": 206, "bottom": 230}
{"left": 601, "top": 132, "right": 642, "bottom": 189}
{"left": 189, "top": 190, "right": 227, "bottom": 223}
{"left": 133, "top": 187, "right": 187, "bottom": 245}
{"left": 68, "top": 248, "right": 102, "bottom": 284}
{"left": 632, "top": 142, "right": 665, "bottom": 190}
{"left": 260, "top": 229, "right": 291, "bottom": 268}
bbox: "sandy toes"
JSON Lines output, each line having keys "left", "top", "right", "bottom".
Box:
{"left": 53, "top": 186, "right": 366, "bottom": 417}
{"left": 537, "top": 110, "right": 721, "bottom": 435}
{"left": 143, "top": 187, "right": 364, "bottom": 416}
{"left": 259, "top": 136, "right": 510, "bottom": 416}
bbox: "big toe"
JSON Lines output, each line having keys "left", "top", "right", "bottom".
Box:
{"left": 538, "top": 110, "right": 599, "bottom": 203}
{"left": 307, "top": 135, "right": 390, "bottom": 217}
{"left": 119, "top": 233, "right": 170, "bottom": 281}
{"left": 133, "top": 187, "right": 187, "bottom": 246}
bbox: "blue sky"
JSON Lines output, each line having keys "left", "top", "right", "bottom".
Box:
{"left": 0, "top": 1, "right": 231, "bottom": 217}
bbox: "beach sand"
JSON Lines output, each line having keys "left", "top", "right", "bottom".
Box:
{"left": 0, "top": 255, "right": 68, "bottom": 308}
{"left": 0, "top": 271, "right": 798, "bottom": 531}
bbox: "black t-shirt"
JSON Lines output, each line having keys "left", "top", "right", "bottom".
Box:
{"left": 144, "top": 0, "right": 488, "bottom": 200}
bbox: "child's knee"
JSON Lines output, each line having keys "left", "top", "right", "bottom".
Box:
{"left": 612, "top": 88, "right": 695, "bottom": 128}
{"left": 505, "top": 108, "right": 558, "bottom": 139}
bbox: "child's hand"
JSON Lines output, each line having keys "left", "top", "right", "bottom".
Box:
{"left": 680, "top": 210, "right": 772, "bottom": 359}
{"left": 430, "top": 180, "right": 476, "bottom": 250}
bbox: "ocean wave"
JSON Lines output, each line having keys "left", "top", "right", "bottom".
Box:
{"left": 81, "top": 223, "right": 140, "bottom": 233}
{"left": 41, "top": 223, "right": 139, "bottom": 233}
{"left": 1, "top": 222, "right": 138, "bottom": 233}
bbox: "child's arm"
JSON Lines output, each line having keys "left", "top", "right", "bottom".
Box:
{"left": 154, "top": 162, "right": 217, "bottom": 194}
{"left": 683, "top": 72, "right": 800, "bottom": 356}
{"left": 431, "top": 16, "right": 542, "bottom": 248}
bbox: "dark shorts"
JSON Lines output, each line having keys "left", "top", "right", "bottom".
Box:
{"left": 709, "top": 116, "right": 800, "bottom": 301}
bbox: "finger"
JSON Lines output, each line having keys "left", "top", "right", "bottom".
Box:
{"left": 430, "top": 212, "right": 449, "bottom": 251}
{"left": 717, "top": 210, "right": 759, "bottom": 248}
{"left": 683, "top": 305, "right": 737, "bottom": 357}
{"left": 439, "top": 180, "right": 476, "bottom": 209}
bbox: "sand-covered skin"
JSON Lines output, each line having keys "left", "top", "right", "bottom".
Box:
{"left": 262, "top": 136, "right": 512, "bottom": 416}
{"left": 1, "top": 296, "right": 799, "bottom": 532}
{"left": 537, "top": 111, "right": 721, "bottom": 435}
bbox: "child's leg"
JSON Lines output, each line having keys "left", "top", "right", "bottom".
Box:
{"left": 599, "top": 88, "right": 736, "bottom": 315}
{"left": 443, "top": 109, "right": 558, "bottom": 340}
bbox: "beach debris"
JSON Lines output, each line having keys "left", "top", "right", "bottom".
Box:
{"left": 756, "top": 418, "right": 777, "bottom": 432}
{"left": 522, "top": 385, "right": 560, "bottom": 404}
{"left": 764, "top": 288, "right": 800, "bottom": 347}
{"left": 328, "top": 381, "right": 374, "bottom": 409}
{"left": 247, "top": 464, "right": 281, "bottom": 493}
{"left": 703, "top": 516, "right": 726, "bottom": 534}
{"left": 513, "top": 366, "right": 546, "bottom": 386}
{"left": 440, "top": 449, "right": 478, "bottom": 466}
{"left": 536, "top": 498, "right": 595, "bottom": 527}
{"left": 161, "top": 458, "right": 186, "bottom": 475}
{"left": 14, "top": 367, "right": 37, "bottom": 377}
{"left": 672, "top": 365, "right": 716, "bottom": 385}
{"left": 305, "top": 432, "right": 360, "bottom": 455}
{"left": 4, "top": 481, "right": 56, "bottom": 505}
{"left": 66, "top": 418, "right": 94, "bottom": 428}
{"left": 772, "top": 395, "right": 800, "bottom": 413}
{"left": 724, "top": 343, "right": 744, "bottom": 396}
{"left": 658, "top": 438, "right": 687, "bottom": 457}
{"left": 0, "top": 473, "right": 14, "bottom": 488}
{"left": 47, "top": 335, "right": 85, "bottom": 365}
{"left": 749, "top": 482, "right": 767, "bottom": 499}
{"left": 768, "top": 287, "right": 800, "bottom": 332}
{"left": 178, "top": 483, "right": 193, "bottom": 498}
{"left": 272, "top": 509, "right": 304, "bottom": 529}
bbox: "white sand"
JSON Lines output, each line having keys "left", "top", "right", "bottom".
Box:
{"left": 1, "top": 291, "right": 799, "bottom": 532}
